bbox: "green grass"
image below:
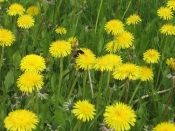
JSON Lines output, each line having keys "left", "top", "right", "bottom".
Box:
{"left": 0, "top": 0, "right": 175, "bottom": 131}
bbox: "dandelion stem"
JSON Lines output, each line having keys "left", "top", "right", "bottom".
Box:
{"left": 82, "top": 70, "right": 88, "bottom": 99}
{"left": 124, "top": 79, "right": 130, "bottom": 104}
{"left": 96, "top": 72, "right": 103, "bottom": 113}
{"left": 162, "top": 77, "right": 175, "bottom": 121}
{"left": 67, "top": 75, "right": 79, "bottom": 100}
{"left": 22, "top": 30, "right": 27, "bottom": 56}
{"left": 106, "top": 71, "right": 111, "bottom": 104}
{"left": 94, "top": 0, "right": 103, "bottom": 33}
{"left": 0, "top": 46, "right": 4, "bottom": 72}
{"left": 56, "top": 57, "right": 63, "bottom": 107}
{"left": 88, "top": 70, "right": 94, "bottom": 98}
{"left": 73, "top": 120, "right": 81, "bottom": 131}
{"left": 129, "top": 81, "right": 141, "bottom": 105}
{"left": 35, "top": 89, "right": 39, "bottom": 115}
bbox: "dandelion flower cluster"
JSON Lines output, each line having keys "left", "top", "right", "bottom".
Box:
{"left": 166, "top": 57, "right": 175, "bottom": 70}
{"left": 49, "top": 40, "right": 71, "bottom": 58}
{"left": 72, "top": 100, "right": 96, "bottom": 122}
{"left": 105, "top": 41, "right": 120, "bottom": 53}
{"left": 105, "top": 19, "right": 124, "bottom": 35}
{"left": 17, "top": 14, "right": 35, "bottom": 29}
{"left": 7, "top": 3, "right": 25, "bottom": 16}
{"left": 167, "top": 0, "right": 175, "bottom": 10}
{"left": 115, "top": 31, "right": 134, "bottom": 49}
{"left": 4, "top": 109, "right": 39, "bottom": 131}
{"left": 143, "top": 49, "right": 160, "bottom": 64}
{"left": 152, "top": 122, "right": 175, "bottom": 131}
{"left": 75, "top": 48, "right": 96, "bottom": 70}
{"left": 126, "top": 14, "right": 142, "bottom": 25}
{"left": 20, "top": 54, "right": 46, "bottom": 73}
{"left": 160, "top": 24, "right": 175, "bottom": 35}
{"left": 0, "top": 29, "right": 15, "bottom": 47}
{"left": 94, "top": 54, "right": 122, "bottom": 72}
{"left": 55, "top": 27, "right": 67, "bottom": 35}
{"left": 157, "top": 7, "right": 173, "bottom": 20}
{"left": 140, "top": 66, "right": 153, "bottom": 81}
{"left": 113, "top": 63, "right": 140, "bottom": 80}
{"left": 27, "top": 6, "right": 39, "bottom": 16}
{"left": 104, "top": 102, "right": 136, "bottom": 131}
{"left": 17, "top": 71, "right": 44, "bottom": 93}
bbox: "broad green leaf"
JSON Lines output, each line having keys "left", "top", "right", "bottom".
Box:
{"left": 4, "top": 69, "right": 14, "bottom": 90}
{"left": 12, "top": 50, "right": 21, "bottom": 68}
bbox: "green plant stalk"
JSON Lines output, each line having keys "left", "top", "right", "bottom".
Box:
{"left": 88, "top": 70, "right": 94, "bottom": 98}
{"left": 67, "top": 75, "right": 79, "bottom": 100}
{"left": 94, "top": 0, "right": 103, "bottom": 33}
{"left": 56, "top": 57, "right": 63, "bottom": 107}
{"left": 73, "top": 120, "right": 81, "bottom": 131}
{"left": 122, "top": 0, "right": 132, "bottom": 19}
{"left": 150, "top": 64, "right": 157, "bottom": 110}
{"left": 35, "top": 89, "right": 39, "bottom": 115}
{"left": 82, "top": 70, "right": 88, "bottom": 99}
{"left": 96, "top": 72, "right": 103, "bottom": 113}
{"left": 0, "top": 46, "right": 4, "bottom": 72}
{"left": 129, "top": 81, "right": 141, "bottom": 105}
{"left": 105, "top": 71, "right": 111, "bottom": 104}
{"left": 124, "top": 79, "right": 130, "bottom": 104}
{"left": 72, "top": 0, "right": 77, "bottom": 25}
{"left": 22, "top": 30, "right": 27, "bottom": 56}
{"left": 162, "top": 77, "right": 175, "bottom": 121}
{"left": 53, "top": 0, "right": 63, "bottom": 23}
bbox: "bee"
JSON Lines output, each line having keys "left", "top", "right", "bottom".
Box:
{"left": 70, "top": 40, "right": 84, "bottom": 64}
{"left": 62, "top": 40, "right": 84, "bottom": 79}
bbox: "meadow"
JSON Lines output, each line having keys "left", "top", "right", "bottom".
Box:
{"left": 0, "top": 0, "right": 175, "bottom": 131}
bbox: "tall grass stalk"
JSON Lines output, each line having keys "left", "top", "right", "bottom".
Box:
{"left": 56, "top": 57, "right": 63, "bottom": 106}
{"left": 129, "top": 81, "right": 141, "bottom": 105}
{"left": 82, "top": 70, "right": 88, "bottom": 99}
{"left": 162, "top": 77, "right": 175, "bottom": 121}
{"left": 94, "top": 0, "right": 103, "bottom": 33}
{"left": 0, "top": 46, "right": 4, "bottom": 72}
{"left": 96, "top": 72, "right": 103, "bottom": 113}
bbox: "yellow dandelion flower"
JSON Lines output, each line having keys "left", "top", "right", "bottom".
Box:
{"left": 7, "top": 3, "right": 25, "bottom": 16}
{"left": 72, "top": 100, "right": 96, "bottom": 122}
{"left": 115, "top": 31, "right": 134, "bottom": 49}
{"left": 68, "top": 37, "right": 77, "bottom": 45}
{"left": 49, "top": 40, "right": 71, "bottom": 58}
{"left": 140, "top": 66, "right": 153, "bottom": 81}
{"left": 0, "top": 0, "right": 7, "bottom": 2}
{"left": 166, "top": 57, "right": 175, "bottom": 70}
{"left": 167, "top": 0, "right": 175, "bottom": 10}
{"left": 94, "top": 54, "right": 122, "bottom": 72}
{"left": 20, "top": 54, "right": 46, "bottom": 73}
{"left": 113, "top": 63, "right": 140, "bottom": 80}
{"left": 153, "top": 122, "right": 175, "bottom": 131}
{"left": 104, "top": 102, "right": 136, "bottom": 131}
{"left": 143, "top": 49, "right": 160, "bottom": 64}
{"left": 104, "top": 19, "right": 124, "bottom": 35}
{"left": 17, "top": 72, "right": 44, "bottom": 93}
{"left": 126, "top": 14, "right": 142, "bottom": 25}
{"left": 27, "top": 6, "right": 39, "bottom": 16}
{"left": 0, "top": 29, "right": 15, "bottom": 47}
{"left": 160, "top": 24, "right": 175, "bottom": 35}
{"left": 17, "top": 14, "right": 35, "bottom": 29}
{"left": 157, "top": 7, "right": 173, "bottom": 20}
{"left": 105, "top": 41, "right": 120, "bottom": 53}
{"left": 4, "top": 109, "right": 39, "bottom": 131}
{"left": 55, "top": 27, "right": 67, "bottom": 35}
{"left": 75, "top": 48, "right": 96, "bottom": 70}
